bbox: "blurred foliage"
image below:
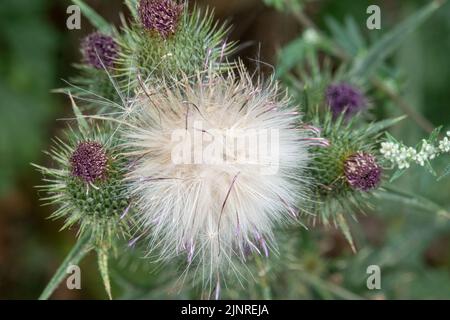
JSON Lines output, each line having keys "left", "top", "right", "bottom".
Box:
{"left": 0, "top": 0, "right": 61, "bottom": 195}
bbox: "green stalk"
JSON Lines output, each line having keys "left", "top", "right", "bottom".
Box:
{"left": 39, "top": 233, "right": 93, "bottom": 300}
{"left": 375, "top": 186, "right": 450, "bottom": 219}
{"left": 296, "top": 270, "right": 364, "bottom": 300}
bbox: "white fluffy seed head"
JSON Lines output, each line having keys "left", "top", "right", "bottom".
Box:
{"left": 123, "top": 67, "right": 312, "bottom": 284}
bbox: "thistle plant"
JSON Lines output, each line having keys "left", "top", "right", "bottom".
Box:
{"left": 34, "top": 100, "right": 135, "bottom": 299}
{"left": 35, "top": 117, "right": 132, "bottom": 243}
{"left": 64, "top": 0, "right": 236, "bottom": 114}
{"left": 279, "top": 45, "right": 396, "bottom": 248}
{"left": 35, "top": 0, "right": 449, "bottom": 300}
{"left": 304, "top": 107, "right": 390, "bottom": 249}
{"left": 273, "top": 0, "right": 448, "bottom": 249}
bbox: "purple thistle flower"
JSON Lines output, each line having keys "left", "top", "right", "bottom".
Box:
{"left": 70, "top": 141, "right": 108, "bottom": 183}
{"left": 82, "top": 32, "right": 118, "bottom": 69}
{"left": 326, "top": 83, "right": 367, "bottom": 118}
{"left": 344, "top": 152, "right": 381, "bottom": 191}
{"left": 138, "top": 0, "right": 183, "bottom": 38}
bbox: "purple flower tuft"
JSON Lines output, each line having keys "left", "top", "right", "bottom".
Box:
{"left": 344, "top": 152, "right": 381, "bottom": 191}
{"left": 70, "top": 141, "right": 108, "bottom": 183}
{"left": 326, "top": 83, "right": 366, "bottom": 118}
{"left": 138, "top": 0, "right": 183, "bottom": 38}
{"left": 82, "top": 32, "right": 118, "bottom": 69}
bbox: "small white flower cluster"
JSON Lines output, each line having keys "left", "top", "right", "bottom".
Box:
{"left": 439, "top": 135, "right": 450, "bottom": 153}
{"left": 380, "top": 131, "right": 450, "bottom": 169}
{"left": 303, "top": 29, "right": 320, "bottom": 45}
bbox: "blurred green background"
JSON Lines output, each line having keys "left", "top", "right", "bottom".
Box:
{"left": 0, "top": 0, "right": 449, "bottom": 299}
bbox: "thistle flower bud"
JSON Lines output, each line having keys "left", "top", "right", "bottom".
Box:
{"left": 326, "top": 83, "right": 366, "bottom": 118}
{"left": 138, "top": 0, "right": 183, "bottom": 38}
{"left": 35, "top": 123, "right": 133, "bottom": 248}
{"left": 82, "top": 32, "right": 118, "bottom": 69}
{"left": 70, "top": 141, "right": 108, "bottom": 183}
{"left": 344, "top": 152, "right": 382, "bottom": 191}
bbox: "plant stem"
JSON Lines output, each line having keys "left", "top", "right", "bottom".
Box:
{"left": 298, "top": 272, "right": 364, "bottom": 300}
{"left": 289, "top": 265, "right": 364, "bottom": 300}
{"left": 370, "top": 77, "right": 434, "bottom": 133}
{"left": 39, "top": 233, "right": 93, "bottom": 300}
{"left": 255, "top": 256, "right": 272, "bottom": 300}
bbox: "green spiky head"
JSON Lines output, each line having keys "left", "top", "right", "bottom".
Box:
{"left": 61, "top": 31, "right": 123, "bottom": 111}
{"left": 67, "top": 63, "right": 122, "bottom": 112}
{"left": 35, "top": 120, "right": 133, "bottom": 249}
{"left": 304, "top": 109, "right": 390, "bottom": 250}
{"left": 117, "top": 1, "right": 236, "bottom": 87}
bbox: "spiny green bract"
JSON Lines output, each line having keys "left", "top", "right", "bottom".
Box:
{"left": 116, "top": 4, "right": 236, "bottom": 88}
{"left": 310, "top": 112, "right": 378, "bottom": 198}
{"left": 67, "top": 63, "right": 123, "bottom": 112}
{"left": 34, "top": 122, "right": 133, "bottom": 249}
{"left": 283, "top": 48, "right": 384, "bottom": 248}
{"left": 306, "top": 108, "right": 385, "bottom": 250}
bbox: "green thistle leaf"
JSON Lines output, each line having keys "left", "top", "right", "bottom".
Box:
{"left": 350, "top": 0, "right": 444, "bottom": 79}
{"left": 389, "top": 168, "right": 407, "bottom": 183}
{"left": 69, "top": 93, "right": 89, "bottom": 134}
{"left": 365, "top": 115, "right": 406, "bottom": 136}
{"left": 98, "top": 247, "right": 113, "bottom": 300}
{"left": 438, "top": 163, "right": 450, "bottom": 181}
{"left": 116, "top": 4, "right": 236, "bottom": 90}
{"left": 39, "top": 233, "right": 93, "bottom": 300}
{"left": 337, "top": 213, "right": 356, "bottom": 253}
{"left": 35, "top": 111, "right": 135, "bottom": 249}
